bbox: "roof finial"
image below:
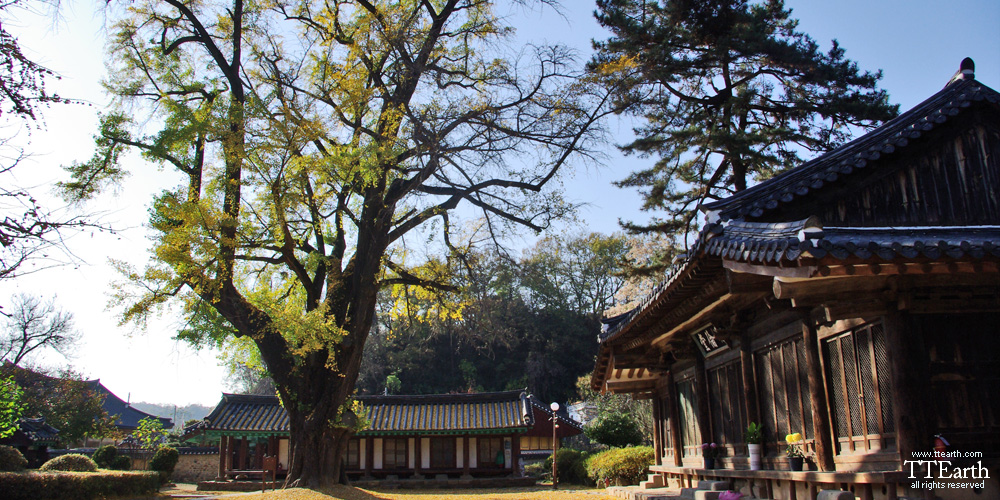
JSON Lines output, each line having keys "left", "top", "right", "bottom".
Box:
{"left": 947, "top": 57, "right": 976, "bottom": 87}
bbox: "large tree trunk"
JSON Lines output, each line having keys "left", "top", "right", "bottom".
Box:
{"left": 284, "top": 397, "right": 352, "bottom": 488}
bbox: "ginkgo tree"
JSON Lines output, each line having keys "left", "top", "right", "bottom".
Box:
{"left": 61, "top": 0, "right": 610, "bottom": 487}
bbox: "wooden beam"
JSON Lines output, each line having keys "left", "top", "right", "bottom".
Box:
{"left": 724, "top": 259, "right": 816, "bottom": 278}
{"left": 726, "top": 270, "right": 775, "bottom": 294}
{"left": 801, "top": 314, "right": 835, "bottom": 471}
{"left": 652, "top": 294, "right": 734, "bottom": 348}
{"left": 606, "top": 379, "right": 657, "bottom": 393}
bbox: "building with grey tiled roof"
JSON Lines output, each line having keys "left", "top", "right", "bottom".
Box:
{"left": 591, "top": 59, "right": 1000, "bottom": 500}
{"left": 188, "top": 390, "right": 582, "bottom": 481}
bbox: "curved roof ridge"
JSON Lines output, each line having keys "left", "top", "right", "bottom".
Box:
{"left": 703, "top": 77, "right": 1000, "bottom": 220}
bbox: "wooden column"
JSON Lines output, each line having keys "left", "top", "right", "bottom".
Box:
{"left": 694, "top": 355, "right": 713, "bottom": 445}
{"left": 652, "top": 394, "right": 663, "bottom": 466}
{"left": 801, "top": 314, "right": 835, "bottom": 471}
{"left": 740, "top": 331, "right": 760, "bottom": 426}
{"left": 238, "top": 437, "right": 248, "bottom": 470}
{"left": 664, "top": 370, "right": 683, "bottom": 466}
{"left": 414, "top": 436, "right": 422, "bottom": 477}
{"left": 511, "top": 434, "right": 520, "bottom": 474}
{"left": 883, "top": 307, "right": 929, "bottom": 467}
{"left": 462, "top": 436, "right": 471, "bottom": 477}
{"left": 365, "top": 437, "right": 374, "bottom": 478}
{"left": 218, "top": 435, "right": 229, "bottom": 478}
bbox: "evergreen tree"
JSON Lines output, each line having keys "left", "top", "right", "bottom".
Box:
{"left": 591, "top": 0, "right": 898, "bottom": 269}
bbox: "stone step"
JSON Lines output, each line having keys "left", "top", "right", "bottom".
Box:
{"left": 817, "top": 491, "right": 853, "bottom": 500}
{"left": 639, "top": 473, "right": 665, "bottom": 489}
{"left": 696, "top": 480, "right": 731, "bottom": 491}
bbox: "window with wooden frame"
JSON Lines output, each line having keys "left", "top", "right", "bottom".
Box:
{"left": 429, "top": 437, "right": 455, "bottom": 469}
{"left": 477, "top": 437, "right": 504, "bottom": 468}
{"left": 382, "top": 438, "right": 408, "bottom": 469}
{"left": 675, "top": 373, "right": 701, "bottom": 457}
{"left": 518, "top": 436, "right": 552, "bottom": 450}
{"left": 755, "top": 335, "right": 814, "bottom": 453}
{"left": 824, "top": 321, "right": 895, "bottom": 455}
{"left": 708, "top": 358, "right": 748, "bottom": 454}
{"left": 655, "top": 392, "right": 674, "bottom": 462}
{"left": 344, "top": 438, "right": 361, "bottom": 469}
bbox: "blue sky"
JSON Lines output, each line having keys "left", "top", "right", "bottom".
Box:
{"left": 2, "top": 0, "right": 998, "bottom": 406}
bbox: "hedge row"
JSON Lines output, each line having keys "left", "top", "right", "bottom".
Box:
{"left": 0, "top": 470, "right": 160, "bottom": 500}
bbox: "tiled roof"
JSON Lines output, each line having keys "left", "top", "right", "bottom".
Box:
{"left": 19, "top": 418, "right": 60, "bottom": 444}
{"left": 199, "top": 394, "right": 288, "bottom": 435}
{"left": 700, "top": 219, "right": 1000, "bottom": 264}
{"left": 702, "top": 77, "right": 1000, "bottom": 221}
{"left": 357, "top": 391, "right": 533, "bottom": 434}
{"left": 193, "top": 391, "right": 541, "bottom": 437}
{"left": 598, "top": 220, "right": 1000, "bottom": 344}
{"left": 526, "top": 396, "right": 584, "bottom": 432}
{"left": 86, "top": 380, "right": 174, "bottom": 430}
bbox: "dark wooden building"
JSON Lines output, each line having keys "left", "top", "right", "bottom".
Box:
{"left": 591, "top": 60, "right": 999, "bottom": 500}
{"left": 187, "top": 390, "right": 582, "bottom": 482}
{"left": 0, "top": 418, "right": 60, "bottom": 468}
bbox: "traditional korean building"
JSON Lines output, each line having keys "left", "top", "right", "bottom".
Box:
{"left": 0, "top": 418, "right": 60, "bottom": 467}
{"left": 2, "top": 363, "right": 173, "bottom": 447}
{"left": 591, "top": 59, "right": 999, "bottom": 500}
{"left": 187, "top": 390, "right": 582, "bottom": 482}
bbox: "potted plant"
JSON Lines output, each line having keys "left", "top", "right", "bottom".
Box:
{"left": 701, "top": 442, "right": 720, "bottom": 469}
{"left": 745, "top": 422, "right": 763, "bottom": 470}
{"left": 785, "top": 432, "right": 804, "bottom": 471}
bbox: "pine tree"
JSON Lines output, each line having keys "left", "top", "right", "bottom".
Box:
{"left": 591, "top": 0, "right": 898, "bottom": 269}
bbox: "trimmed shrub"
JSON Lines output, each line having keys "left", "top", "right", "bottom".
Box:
{"left": 585, "top": 446, "right": 654, "bottom": 486}
{"left": 0, "top": 470, "right": 160, "bottom": 500}
{"left": 111, "top": 455, "right": 132, "bottom": 471}
{"left": 39, "top": 454, "right": 98, "bottom": 472}
{"left": 523, "top": 460, "right": 548, "bottom": 479}
{"left": 149, "top": 445, "right": 179, "bottom": 482}
{"left": 0, "top": 445, "right": 28, "bottom": 471}
{"left": 92, "top": 445, "right": 117, "bottom": 469}
{"left": 585, "top": 411, "right": 645, "bottom": 448}
{"left": 543, "top": 448, "right": 592, "bottom": 485}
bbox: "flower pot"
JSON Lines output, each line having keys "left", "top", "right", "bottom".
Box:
{"left": 704, "top": 457, "right": 715, "bottom": 470}
{"left": 788, "top": 456, "right": 803, "bottom": 471}
{"left": 748, "top": 444, "right": 762, "bottom": 470}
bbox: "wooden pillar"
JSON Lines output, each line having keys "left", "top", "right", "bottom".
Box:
{"left": 218, "top": 435, "right": 228, "bottom": 478}
{"left": 883, "top": 307, "right": 929, "bottom": 468}
{"left": 652, "top": 394, "right": 663, "bottom": 466}
{"left": 462, "top": 435, "right": 471, "bottom": 477}
{"left": 414, "top": 436, "right": 422, "bottom": 477}
{"left": 664, "top": 370, "right": 683, "bottom": 466}
{"left": 365, "top": 437, "right": 374, "bottom": 478}
{"left": 239, "top": 437, "right": 249, "bottom": 470}
{"left": 511, "top": 434, "right": 520, "bottom": 475}
{"left": 801, "top": 314, "right": 835, "bottom": 471}
{"left": 740, "top": 331, "right": 760, "bottom": 426}
{"left": 694, "top": 355, "right": 713, "bottom": 445}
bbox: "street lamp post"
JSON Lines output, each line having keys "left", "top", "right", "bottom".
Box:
{"left": 550, "top": 402, "right": 560, "bottom": 490}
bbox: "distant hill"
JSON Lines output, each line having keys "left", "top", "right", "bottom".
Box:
{"left": 130, "top": 402, "right": 214, "bottom": 429}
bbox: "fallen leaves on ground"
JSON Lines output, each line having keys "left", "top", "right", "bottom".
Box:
{"left": 223, "top": 485, "right": 618, "bottom": 500}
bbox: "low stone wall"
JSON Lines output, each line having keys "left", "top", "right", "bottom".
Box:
{"left": 173, "top": 448, "right": 219, "bottom": 483}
